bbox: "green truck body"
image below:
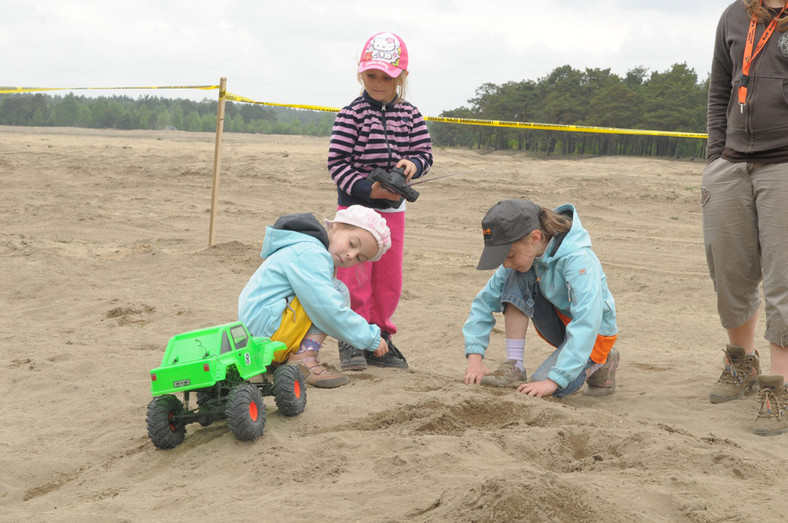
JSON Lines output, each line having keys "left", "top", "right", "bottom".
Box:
{"left": 146, "top": 322, "right": 306, "bottom": 449}
{"left": 150, "top": 322, "right": 279, "bottom": 395}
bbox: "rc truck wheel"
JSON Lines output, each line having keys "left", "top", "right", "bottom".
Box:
{"left": 273, "top": 364, "right": 307, "bottom": 417}
{"left": 146, "top": 395, "right": 186, "bottom": 449}
{"left": 225, "top": 381, "right": 265, "bottom": 441}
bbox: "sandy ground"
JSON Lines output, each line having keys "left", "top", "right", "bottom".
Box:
{"left": 1, "top": 125, "right": 786, "bottom": 522}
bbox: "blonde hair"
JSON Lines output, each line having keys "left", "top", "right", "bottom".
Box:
{"left": 538, "top": 206, "right": 573, "bottom": 240}
{"left": 745, "top": 0, "right": 788, "bottom": 32}
{"left": 357, "top": 71, "right": 408, "bottom": 102}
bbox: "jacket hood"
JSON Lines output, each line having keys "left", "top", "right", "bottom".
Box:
{"left": 261, "top": 213, "right": 329, "bottom": 258}
{"left": 540, "top": 204, "right": 592, "bottom": 262}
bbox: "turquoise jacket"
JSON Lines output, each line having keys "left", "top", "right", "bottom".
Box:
{"left": 238, "top": 214, "right": 382, "bottom": 351}
{"left": 463, "top": 204, "right": 617, "bottom": 388}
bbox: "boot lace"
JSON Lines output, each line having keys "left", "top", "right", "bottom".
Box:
{"left": 757, "top": 387, "right": 786, "bottom": 421}
{"left": 717, "top": 350, "right": 755, "bottom": 385}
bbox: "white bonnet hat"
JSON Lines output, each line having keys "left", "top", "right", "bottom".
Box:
{"left": 324, "top": 205, "right": 392, "bottom": 262}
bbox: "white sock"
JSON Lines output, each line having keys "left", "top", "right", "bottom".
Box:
{"left": 505, "top": 338, "right": 525, "bottom": 372}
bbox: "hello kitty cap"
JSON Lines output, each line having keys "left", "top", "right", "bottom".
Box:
{"left": 324, "top": 205, "right": 392, "bottom": 262}
{"left": 358, "top": 32, "right": 409, "bottom": 78}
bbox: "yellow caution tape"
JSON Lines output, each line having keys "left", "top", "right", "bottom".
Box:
{"left": 0, "top": 85, "right": 707, "bottom": 139}
{"left": 224, "top": 92, "right": 341, "bottom": 113}
{"left": 422, "top": 115, "right": 708, "bottom": 139}
{"left": 225, "top": 93, "right": 706, "bottom": 139}
{"left": 0, "top": 85, "right": 219, "bottom": 94}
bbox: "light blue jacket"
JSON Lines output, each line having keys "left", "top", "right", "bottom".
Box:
{"left": 238, "top": 222, "right": 382, "bottom": 352}
{"left": 463, "top": 204, "right": 618, "bottom": 388}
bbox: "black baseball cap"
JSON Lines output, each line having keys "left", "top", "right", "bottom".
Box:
{"left": 476, "top": 199, "right": 541, "bottom": 270}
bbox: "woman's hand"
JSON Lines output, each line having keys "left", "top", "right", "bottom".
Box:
{"left": 517, "top": 379, "right": 559, "bottom": 398}
{"left": 464, "top": 354, "right": 490, "bottom": 385}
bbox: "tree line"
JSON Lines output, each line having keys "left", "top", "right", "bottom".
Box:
{"left": 1, "top": 62, "right": 709, "bottom": 158}
{"left": 0, "top": 92, "right": 336, "bottom": 136}
{"left": 430, "top": 63, "right": 709, "bottom": 159}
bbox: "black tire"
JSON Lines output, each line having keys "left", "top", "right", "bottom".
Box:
{"left": 146, "top": 395, "right": 186, "bottom": 449}
{"left": 273, "top": 364, "right": 307, "bottom": 417}
{"left": 225, "top": 381, "right": 265, "bottom": 441}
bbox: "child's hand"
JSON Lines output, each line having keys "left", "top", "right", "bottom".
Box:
{"left": 464, "top": 354, "right": 489, "bottom": 385}
{"left": 517, "top": 379, "right": 559, "bottom": 398}
{"left": 370, "top": 182, "right": 403, "bottom": 201}
{"left": 395, "top": 159, "right": 417, "bottom": 180}
{"left": 371, "top": 337, "right": 389, "bottom": 357}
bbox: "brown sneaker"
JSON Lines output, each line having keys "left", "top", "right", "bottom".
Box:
{"left": 753, "top": 375, "right": 788, "bottom": 436}
{"left": 584, "top": 347, "right": 620, "bottom": 397}
{"left": 709, "top": 344, "right": 760, "bottom": 404}
{"left": 287, "top": 351, "right": 349, "bottom": 389}
{"left": 480, "top": 360, "right": 527, "bottom": 388}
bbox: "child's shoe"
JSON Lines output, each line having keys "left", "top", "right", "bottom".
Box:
{"left": 365, "top": 332, "right": 408, "bottom": 369}
{"left": 338, "top": 341, "right": 367, "bottom": 371}
{"left": 480, "top": 360, "right": 527, "bottom": 388}
{"left": 287, "top": 351, "right": 349, "bottom": 388}
{"left": 584, "top": 347, "right": 620, "bottom": 397}
{"left": 709, "top": 344, "right": 760, "bottom": 404}
{"left": 753, "top": 375, "right": 788, "bottom": 436}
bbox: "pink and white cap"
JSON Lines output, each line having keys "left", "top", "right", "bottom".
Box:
{"left": 358, "top": 32, "right": 409, "bottom": 78}
{"left": 325, "top": 205, "right": 392, "bottom": 262}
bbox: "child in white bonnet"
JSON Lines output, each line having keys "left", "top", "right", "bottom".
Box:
{"left": 238, "top": 205, "right": 391, "bottom": 388}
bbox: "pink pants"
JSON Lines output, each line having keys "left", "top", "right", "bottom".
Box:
{"left": 335, "top": 207, "right": 405, "bottom": 334}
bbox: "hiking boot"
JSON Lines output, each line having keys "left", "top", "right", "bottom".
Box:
{"left": 709, "top": 344, "right": 760, "bottom": 404}
{"left": 365, "top": 332, "right": 408, "bottom": 369}
{"left": 585, "top": 347, "right": 620, "bottom": 397}
{"left": 338, "top": 341, "right": 367, "bottom": 371}
{"left": 753, "top": 375, "right": 788, "bottom": 436}
{"left": 480, "top": 360, "right": 527, "bottom": 388}
{"left": 287, "top": 350, "right": 348, "bottom": 388}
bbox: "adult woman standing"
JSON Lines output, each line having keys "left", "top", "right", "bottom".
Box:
{"left": 703, "top": 0, "right": 788, "bottom": 435}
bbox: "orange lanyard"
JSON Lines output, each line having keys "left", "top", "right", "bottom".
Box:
{"left": 738, "top": 0, "right": 788, "bottom": 112}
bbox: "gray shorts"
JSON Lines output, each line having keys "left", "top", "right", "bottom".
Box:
{"left": 500, "top": 268, "right": 566, "bottom": 347}
{"left": 701, "top": 158, "right": 788, "bottom": 346}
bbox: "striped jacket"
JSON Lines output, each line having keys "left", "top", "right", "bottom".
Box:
{"left": 328, "top": 91, "right": 433, "bottom": 209}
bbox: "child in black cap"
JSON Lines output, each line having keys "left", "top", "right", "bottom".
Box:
{"left": 463, "top": 199, "right": 620, "bottom": 398}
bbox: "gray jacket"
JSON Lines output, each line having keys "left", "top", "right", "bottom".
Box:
{"left": 706, "top": 1, "right": 788, "bottom": 161}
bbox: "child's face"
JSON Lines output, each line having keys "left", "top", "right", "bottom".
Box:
{"left": 361, "top": 69, "right": 398, "bottom": 103}
{"left": 327, "top": 224, "right": 379, "bottom": 268}
{"left": 502, "top": 232, "right": 543, "bottom": 273}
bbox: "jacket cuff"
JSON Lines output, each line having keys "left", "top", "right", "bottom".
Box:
{"left": 412, "top": 159, "right": 424, "bottom": 178}
{"left": 351, "top": 177, "right": 374, "bottom": 200}
{"left": 547, "top": 369, "right": 569, "bottom": 389}
{"left": 465, "top": 347, "right": 485, "bottom": 358}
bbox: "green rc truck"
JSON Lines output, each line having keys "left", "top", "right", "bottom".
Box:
{"left": 146, "top": 322, "right": 306, "bottom": 449}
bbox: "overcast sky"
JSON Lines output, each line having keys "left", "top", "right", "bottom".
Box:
{"left": 2, "top": 0, "right": 729, "bottom": 118}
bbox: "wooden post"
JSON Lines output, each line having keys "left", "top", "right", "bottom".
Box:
{"left": 208, "top": 77, "right": 227, "bottom": 247}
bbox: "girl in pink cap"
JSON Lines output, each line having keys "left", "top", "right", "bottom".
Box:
{"left": 327, "top": 31, "right": 433, "bottom": 371}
